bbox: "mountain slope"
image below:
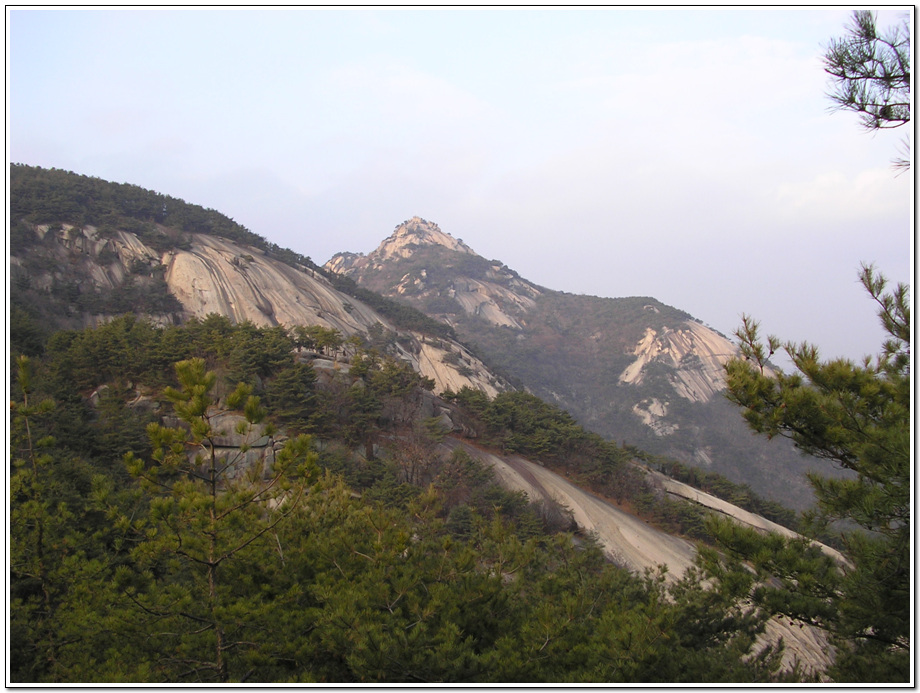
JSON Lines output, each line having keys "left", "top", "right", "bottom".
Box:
{"left": 10, "top": 222, "right": 508, "bottom": 399}
{"left": 10, "top": 168, "right": 822, "bottom": 509}
{"left": 10, "top": 167, "right": 845, "bottom": 677}
{"left": 326, "top": 217, "right": 828, "bottom": 510}
{"left": 440, "top": 437, "right": 835, "bottom": 675}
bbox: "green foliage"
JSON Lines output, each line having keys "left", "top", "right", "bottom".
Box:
{"left": 719, "top": 266, "right": 910, "bottom": 682}
{"left": 9, "top": 312, "right": 797, "bottom": 683}
{"left": 40, "top": 313, "right": 308, "bottom": 397}
{"left": 823, "top": 10, "right": 911, "bottom": 170}
{"left": 10, "top": 218, "right": 40, "bottom": 253}
{"left": 332, "top": 348, "right": 436, "bottom": 459}
{"left": 77, "top": 276, "right": 184, "bottom": 316}
{"left": 45, "top": 313, "right": 166, "bottom": 392}
{"left": 10, "top": 305, "right": 47, "bottom": 359}
{"left": 264, "top": 362, "right": 318, "bottom": 432}
{"left": 291, "top": 324, "right": 343, "bottom": 356}
{"left": 446, "top": 385, "right": 491, "bottom": 415}
{"left": 9, "top": 356, "right": 127, "bottom": 682}
{"left": 448, "top": 389, "right": 634, "bottom": 495}
{"left": 824, "top": 11, "right": 911, "bottom": 134}
{"left": 119, "top": 358, "right": 319, "bottom": 682}
{"left": 633, "top": 489, "right": 713, "bottom": 543}
{"left": 483, "top": 391, "right": 594, "bottom": 458}
{"left": 224, "top": 322, "right": 295, "bottom": 383}
{"left": 267, "top": 482, "right": 781, "bottom": 684}
{"left": 10, "top": 164, "right": 268, "bottom": 249}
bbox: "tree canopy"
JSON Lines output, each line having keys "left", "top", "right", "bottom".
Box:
{"left": 824, "top": 10, "right": 911, "bottom": 167}
{"left": 718, "top": 266, "right": 910, "bottom": 681}
{"left": 10, "top": 314, "right": 800, "bottom": 683}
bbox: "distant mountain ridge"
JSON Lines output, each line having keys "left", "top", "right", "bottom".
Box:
{"left": 327, "top": 217, "right": 824, "bottom": 510}
{"left": 9, "top": 165, "right": 823, "bottom": 509}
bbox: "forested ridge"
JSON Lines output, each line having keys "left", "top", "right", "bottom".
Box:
{"left": 11, "top": 313, "right": 795, "bottom": 683}
{"left": 11, "top": 163, "right": 280, "bottom": 256}
{"left": 10, "top": 164, "right": 458, "bottom": 344}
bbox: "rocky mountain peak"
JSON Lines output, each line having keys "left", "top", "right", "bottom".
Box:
{"left": 325, "top": 216, "right": 818, "bottom": 510}
{"left": 378, "top": 216, "right": 476, "bottom": 261}
{"left": 325, "top": 216, "right": 475, "bottom": 276}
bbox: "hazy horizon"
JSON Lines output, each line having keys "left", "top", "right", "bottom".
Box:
{"left": 9, "top": 8, "right": 913, "bottom": 364}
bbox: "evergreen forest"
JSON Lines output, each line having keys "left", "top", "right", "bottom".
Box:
{"left": 11, "top": 313, "right": 796, "bottom": 684}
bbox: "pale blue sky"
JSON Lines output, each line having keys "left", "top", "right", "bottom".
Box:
{"left": 8, "top": 7, "right": 913, "bottom": 364}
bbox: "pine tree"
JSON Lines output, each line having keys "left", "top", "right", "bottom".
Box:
{"left": 717, "top": 265, "right": 910, "bottom": 681}
{"left": 120, "top": 358, "right": 318, "bottom": 682}
{"left": 9, "top": 356, "right": 123, "bottom": 681}
{"left": 264, "top": 361, "right": 318, "bottom": 432}
{"left": 824, "top": 10, "right": 911, "bottom": 168}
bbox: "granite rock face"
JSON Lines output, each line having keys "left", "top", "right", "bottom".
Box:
{"left": 330, "top": 216, "right": 735, "bottom": 408}
{"left": 161, "top": 233, "right": 383, "bottom": 334}
{"left": 13, "top": 221, "right": 508, "bottom": 399}
{"left": 618, "top": 322, "right": 738, "bottom": 404}
{"left": 327, "top": 217, "right": 476, "bottom": 273}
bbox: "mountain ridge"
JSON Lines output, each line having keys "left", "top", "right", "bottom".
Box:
{"left": 9, "top": 166, "right": 846, "bottom": 677}
{"left": 10, "top": 165, "right": 821, "bottom": 510}
{"left": 324, "top": 216, "right": 825, "bottom": 510}
{"left": 12, "top": 219, "right": 511, "bottom": 400}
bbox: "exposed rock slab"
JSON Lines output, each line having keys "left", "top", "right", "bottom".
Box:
{"left": 163, "top": 234, "right": 387, "bottom": 334}
{"left": 414, "top": 341, "right": 503, "bottom": 399}
{"left": 16, "top": 221, "right": 510, "bottom": 400}
{"left": 443, "top": 437, "right": 835, "bottom": 675}
{"left": 327, "top": 216, "right": 542, "bottom": 331}
{"left": 443, "top": 438, "right": 698, "bottom": 577}
{"left": 653, "top": 470, "right": 850, "bottom": 567}
{"left": 327, "top": 217, "right": 476, "bottom": 274}
{"left": 619, "top": 321, "right": 739, "bottom": 404}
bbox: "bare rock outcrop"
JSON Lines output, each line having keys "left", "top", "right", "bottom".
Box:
{"left": 163, "top": 234, "right": 386, "bottom": 335}
{"left": 443, "top": 437, "right": 835, "bottom": 676}
{"left": 328, "top": 217, "right": 476, "bottom": 274}
{"left": 15, "top": 221, "right": 509, "bottom": 400}
{"left": 326, "top": 216, "right": 543, "bottom": 331}
{"left": 619, "top": 321, "right": 738, "bottom": 404}
{"left": 413, "top": 340, "right": 504, "bottom": 399}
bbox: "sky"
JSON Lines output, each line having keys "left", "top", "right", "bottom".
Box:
{"left": 7, "top": 7, "right": 914, "bottom": 366}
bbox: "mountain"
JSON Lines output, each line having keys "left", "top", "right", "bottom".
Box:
{"left": 9, "top": 172, "right": 508, "bottom": 399}
{"left": 326, "top": 217, "right": 829, "bottom": 510}
{"left": 9, "top": 166, "right": 846, "bottom": 678}
{"left": 9, "top": 166, "right": 824, "bottom": 511}
{"left": 8, "top": 198, "right": 826, "bottom": 570}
